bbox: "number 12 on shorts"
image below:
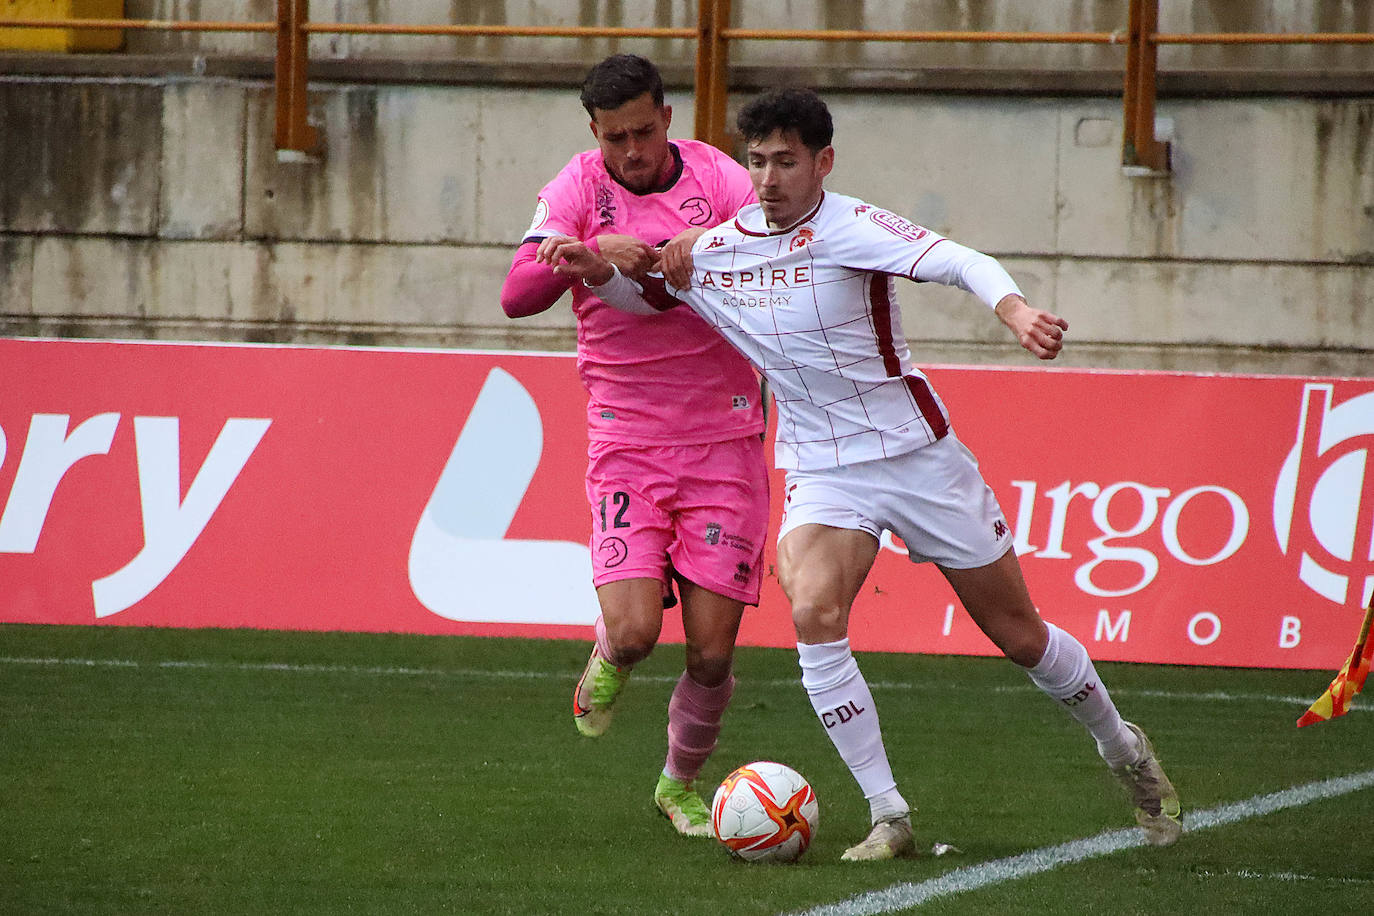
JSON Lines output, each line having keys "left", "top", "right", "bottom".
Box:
{"left": 598, "top": 491, "right": 631, "bottom": 531}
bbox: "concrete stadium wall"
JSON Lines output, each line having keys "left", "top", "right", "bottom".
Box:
{"left": 1, "top": 0, "right": 1372, "bottom": 375}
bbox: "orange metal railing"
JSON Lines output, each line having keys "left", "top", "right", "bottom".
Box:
{"left": 3, "top": 0, "right": 1373, "bottom": 173}
{"left": 1123, "top": 0, "right": 1167, "bottom": 173}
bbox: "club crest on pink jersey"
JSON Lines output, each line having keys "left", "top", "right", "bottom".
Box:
{"left": 679, "top": 196, "right": 713, "bottom": 225}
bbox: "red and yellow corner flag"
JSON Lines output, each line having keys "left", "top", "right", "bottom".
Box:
{"left": 1297, "top": 597, "right": 1374, "bottom": 728}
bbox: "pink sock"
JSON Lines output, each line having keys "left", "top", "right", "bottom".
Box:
{"left": 594, "top": 615, "right": 631, "bottom": 668}
{"left": 664, "top": 672, "right": 734, "bottom": 783}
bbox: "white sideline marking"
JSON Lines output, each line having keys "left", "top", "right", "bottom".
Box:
{"left": 0, "top": 655, "right": 561, "bottom": 680}
{"left": 1194, "top": 867, "right": 1374, "bottom": 886}
{"left": 788, "top": 768, "right": 1374, "bottom": 916}
{"left": 0, "top": 655, "right": 1362, "bottom": 713}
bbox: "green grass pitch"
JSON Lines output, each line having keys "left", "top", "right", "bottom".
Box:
{"left": 3, "top": 623, "right": 1372, "bottom": 914}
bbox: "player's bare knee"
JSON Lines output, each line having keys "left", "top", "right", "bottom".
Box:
{"left": 999, "top": 625, "right": 1049, "bottom": 668}
{"left": 791, "top": 600, "right": 846, "bottom": 644}
{"left": 685, "top": 651, "right": 733, "bottom": 688}
{"left": 604, "top": 620, "right": 659, "bottom": 664}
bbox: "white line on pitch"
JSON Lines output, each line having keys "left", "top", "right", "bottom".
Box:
{"left": 0, "top": 655, "right": 1363, "bottom": 713}
{"left": 0, "top": 655, "right": 560, "bottom": 680}
{"left": 1193, "top": 867, "right": 1374, "bottom": 886}
{"left": 787, "top": 768, "right": 1374, "bottom": 916}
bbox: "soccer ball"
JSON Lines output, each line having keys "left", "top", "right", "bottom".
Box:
{"left": 711, "top": 761, "right": 819, "bottom": 863}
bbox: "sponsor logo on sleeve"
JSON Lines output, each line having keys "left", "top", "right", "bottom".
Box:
{"left": 526, "top": 198, "right": 550, "bottom": 235}
{"left": 869, "top": 209, "right": 929, "bottom": 243}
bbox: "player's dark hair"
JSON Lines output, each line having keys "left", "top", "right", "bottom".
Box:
{"left": 736, "top": 88, "right": 834, "bottom": 152}
{"left": 580, "top": 54, "right": 665, "bottom": 116}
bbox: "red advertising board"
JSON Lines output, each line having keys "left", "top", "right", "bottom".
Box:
{"left": 1, "top": 337, "right": 1370, "bottom": 669}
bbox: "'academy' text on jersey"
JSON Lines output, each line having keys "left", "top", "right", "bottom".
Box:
{"left": 722, "top": 293, "right": 792, "bottom": 309}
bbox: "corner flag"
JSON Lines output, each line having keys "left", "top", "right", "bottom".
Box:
{"left": 1297, "top": 597, "right": 1374, "bottom": 728}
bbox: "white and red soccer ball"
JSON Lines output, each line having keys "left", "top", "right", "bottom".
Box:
{"left": 711, "top": 761, "right": 819, "bottom": 863}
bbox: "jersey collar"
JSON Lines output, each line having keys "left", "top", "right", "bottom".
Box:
{"left": 607, "top": 143, "right": 684, "bottom": 196}
{"left": 735, "top": 192, "right": 826, "bottom": 237}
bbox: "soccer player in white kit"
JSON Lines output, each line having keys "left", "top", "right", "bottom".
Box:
{"left": 540, "top": 87, "right": 1183, "bottom": 860}
{"left": 500, "top": 55, "right": 771, "bottom": 838}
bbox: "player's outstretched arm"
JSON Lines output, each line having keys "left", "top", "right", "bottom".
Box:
{"left": 537, "top": 235, "right": 617, "bottom": 286}
{"left": 994, "top": 294, "right": 1069, "bottom": 360}
{"left": 594, "top": 234, "right": 660, "bottom": 280}
{"left": 541, "top": 234, "right": 681, "bottom": 317}
{"left": 903, "top": 236, "right": 1062, "bottom": 359}
{"left": 537, "top": 235, "right": 676, "bottom": 317}
{"left": 500, "top": 241, "right": 575, "bottom": 318}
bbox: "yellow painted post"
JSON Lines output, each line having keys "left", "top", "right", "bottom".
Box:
{"left": 0, "top": 0, "right": 125, "bottom": 52}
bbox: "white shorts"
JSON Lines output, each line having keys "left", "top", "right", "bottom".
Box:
{"left": 776, "top": 432, "right": 1012, "bottom": 569}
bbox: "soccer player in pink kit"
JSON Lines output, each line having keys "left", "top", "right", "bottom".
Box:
{"left": 499, "top": 55, "right": 770, "bottom": 837}
{"left": 543, "top": 87, "right": 1183, "bottom": 860}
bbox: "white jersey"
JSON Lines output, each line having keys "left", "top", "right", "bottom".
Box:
{"left": 648, "top": 190, "right": 1022, "bottom": 470}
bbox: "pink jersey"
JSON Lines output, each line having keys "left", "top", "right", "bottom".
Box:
{"left": 524, "top": 140, "right": 763, "bottom": 445}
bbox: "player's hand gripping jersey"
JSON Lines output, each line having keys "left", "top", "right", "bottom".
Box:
{"left": 524, "top": 140, "right": 763, "bottom": 445}
{"left": 595, "top": 191, "right": 1024, "bottom": 470}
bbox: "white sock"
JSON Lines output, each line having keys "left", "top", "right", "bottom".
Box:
{"left": 867, "top": 791, "right": 910, "bottom": 824}
{"left": 1024, "top": 623, "right": 1139, "bottom": 768}
{"left": 797, "top": 639, "right": 910, "bottom": 821}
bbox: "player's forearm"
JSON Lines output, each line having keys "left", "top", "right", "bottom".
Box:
{"left": 958, "top": 252, "right": 1023, "bottom": 309}
{"left": 586, "top": 266, "right": 677, "bottom": 316}
{"left": 584, "top": 266, "right": 659, "bottom": 315}
{"left": 914, "top": 240, "right": 1022, "bottom": 309}
{"left": 500, "top": 241, "right": 574, "bottom": 318}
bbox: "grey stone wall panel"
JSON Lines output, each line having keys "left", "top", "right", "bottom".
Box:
{"left": 826, "top": 95, "right": 1061, "bottom": 253}
{"left": 0, "top": 235, "right": 32, "bottom": 315}
{"left": 0, "top": 80, "right": 162, "bottom": 235}
{"left": 24, "top": 233, "right": 527, "bottom": 336}
{"left": 159, "top": 80, "right": 247, "bottom": 240}
{"left": 243, "top": 85, "right": 487, "bottom": 243}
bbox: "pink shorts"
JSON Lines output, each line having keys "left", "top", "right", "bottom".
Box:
{"left": 585, "top": 436, "right": 770, "bottom": 605}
